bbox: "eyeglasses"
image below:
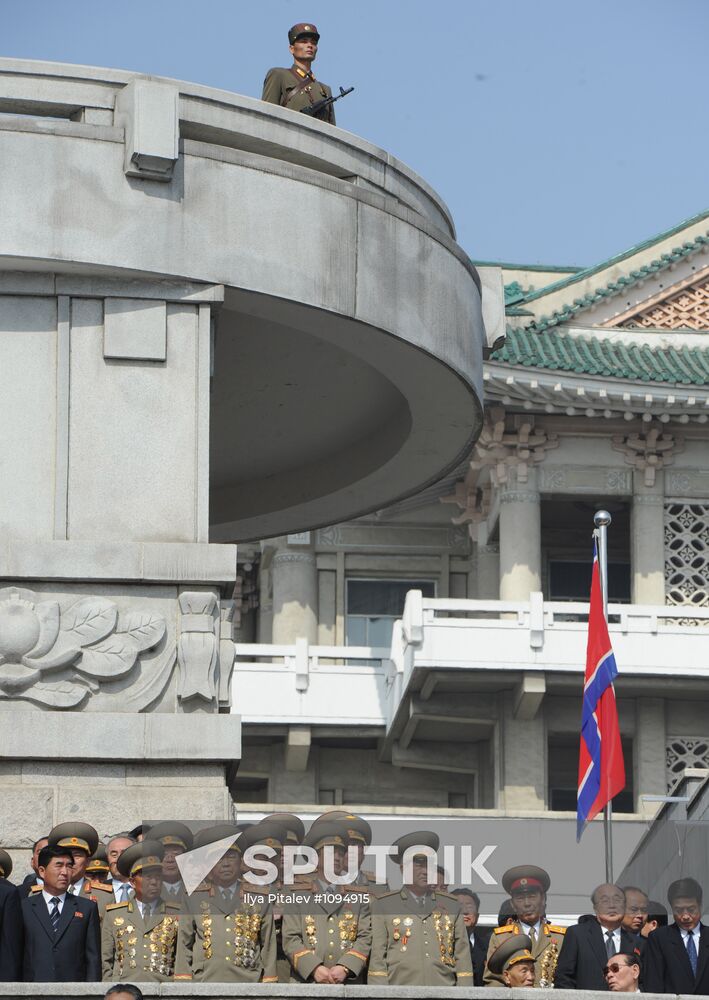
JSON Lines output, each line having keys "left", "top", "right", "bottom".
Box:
{"left": 604, "top": 963, "right": 630, "bottom": 975}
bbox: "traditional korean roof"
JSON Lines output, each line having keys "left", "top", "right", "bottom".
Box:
{"left": 483, "top": 209, "right": 709, "bottom": 387}
{"left": 493, "top": 327, "right": 709, "bottom": 385}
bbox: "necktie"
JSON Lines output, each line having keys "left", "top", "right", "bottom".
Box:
{"left": 49, "top": 896, "right": 61, "bottom": 933}
{"left": 118, "top": 883, "right": 129, "bottom": 902}
{"left": 68, "top": 884, "right": 75, "bottom": 895}
{"left": 605, "top": 929, "right": 616, "bottom": 958}
{"left": 529, "top": 926, "right": 537, "bottom": 948}
{"left": 687, "top": 932, "right": 698, "bottom": 976}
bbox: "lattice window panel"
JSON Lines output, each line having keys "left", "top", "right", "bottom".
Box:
{"left": 620, "top": 275, "right": 709, "bottom": 330}
{"left": 664, "top": 503, "right": 709, "bottom": 608}
{"left": 666, "top": 737, "right": 709, "bottom": 792}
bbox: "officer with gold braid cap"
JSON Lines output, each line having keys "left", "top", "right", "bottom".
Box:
{"left": 174, "top": 822, "right": 279, "bottom": 984}
{"left": 101, "top": 840, "right": 181, "bottom": 983}
{"left": 484, "top": 864, "right": 565, "bottom": 987}
{"left": 46, "top": 822, "right": 114, "bottom": 909}
{"left": 488, "top": 932, "right": 537, "bottom": 987}
{"left": 282, "top": 819, "right": 371, "bottom": 984}
{"left": 368, "top": 831, "right": 474, "bottom": 986}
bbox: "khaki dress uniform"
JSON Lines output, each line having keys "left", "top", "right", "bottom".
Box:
{"left": 282, "top": 883, "right": 371, "bottom": 983}
{"left": 101, "top": 898, "right": 181, "bottom": 982}
{"left": 261, "top": 66, "right": 335, "bottom": 124}
{"left": 368, "top": 889, "right": 474, "bottom": 986}
{"left": 484, "top": 920, "right": 566, "bottom": 986}
{"left": 174, "top": 884, "right": 277, "bottom": 983}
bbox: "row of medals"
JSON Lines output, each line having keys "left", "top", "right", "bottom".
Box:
{"left": 201, "top": 911, "right": 261, "bottom": 968}
{"left": 305, "top": 913, "right": 358, "bottom": 950}
{"left": 114, "top": 918, "right": 177, "bottom": 976}
{"left": 391, "top": 914, "right": 455, "bottom": 966}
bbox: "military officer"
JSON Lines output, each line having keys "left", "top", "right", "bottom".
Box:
{"left": 283, "top": 820, "right": 371, "bottom": 984}
{"left": 484, "top": 864, "right": 565, "bottom": 987}
{"left": 46, "top": 822, "right": 114, "bottom": 910}
{"left": 368, "top": 831, "right": 474, "bottom": 986}
{"left": 310, "top": 810, "right": 387, "bottom": 895}
{"left": 258, "top": 813, "right": 305, "bottom": 982}
{"left": 261, "top": 23, "right": 336, "bottom": 124}
{"left": 174, "top": 822, "right": 278, "bottom": 983}
{"left": 86, "top": 844, "right": 111, "bottom": 883}
{"left": 488, "top": 933, "right": 537, "bottom": 987}
{"left": 101, "top": 840, "right": 181, "bottom": 982}
{"left": 148, "top": 821, "right": 193, "bottom": 907}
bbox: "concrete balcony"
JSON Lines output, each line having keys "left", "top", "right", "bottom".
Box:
{"left": 233, "top": 594, "right": 709, "bottom": 733}
{"left": 0, "top": 57, "right": 494, "bottom": 543}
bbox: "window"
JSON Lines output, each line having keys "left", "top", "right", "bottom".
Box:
{"left": 548, "top": 735, "right": 634, "bottom": 812}
{"left": 346, "top": 579, "right": 436, "bottom": 647}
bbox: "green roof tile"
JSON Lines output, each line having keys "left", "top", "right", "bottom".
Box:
{"left": 492, "top": 329, "right": 709, "bottom": 385}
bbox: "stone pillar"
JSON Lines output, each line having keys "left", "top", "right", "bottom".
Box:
{"left": 500, "top": 691, "right": 545, "bottom": 810}
{"left": 271, "top": 543, "right": 318, "bottom": 644}
{"left": 635, "top": 698, "right": 666, "bottom": 816}
{"left": 631, "top": 471, "right": 666, "bottom": 604}
{"left": 475, "top": 524, "right": 500, "bottom": 599}
{"left": 498, "top": 469, "right": 542, "bottom": 601}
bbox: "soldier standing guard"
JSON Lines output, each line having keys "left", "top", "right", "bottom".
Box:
{"left": 484, "top": 864, "right": 566, "bottom": 987}
{"left": 262, "top": 23, "right": 336, "bottom": 124}
{"left": 368, "top": 831, "right": 474, "bottom": 986}
{"left": 101, "top": 840, "right": 181, "bottom": 983}
{"left": 282, "top": 820, "right": 371, "bottom": 983}
{"left": 174, "top": 822, "right": 278, "bottom": 984}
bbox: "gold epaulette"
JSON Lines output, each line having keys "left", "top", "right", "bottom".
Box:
{"left": 547, "top": 924, "right": 566, "bottom": 934}
{"left": 494, "top": 924, "right": 514, "bottom": 934}
{"left": 89, "top": 880, "right": 113, "bottom": 892}
{"left": 30, "top": 885, "right": 43, "bottom": 894}
{"left": 361, "top": 869, "right": 377, "bottom": 880}
{"left": 191, "top": 884, "right": 210, "bottom": 893}
{"left": 165, "top": 903, "right": 182, "bottom": 911}
{"left": 375, "top": 889, "right": 399, "bottom": 900}
{"left": 434, "top": 890, "right": 459, "bottom": 901}
{"left": 107, "top": 901, "right": 129, "bottom": 911}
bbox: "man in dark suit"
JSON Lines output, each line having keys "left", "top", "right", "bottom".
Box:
{"left": 20, "top": 845, "right": 101, "bottom": 982}
{"left": 644, "top": 877, "right": 709, "bottom": 995}
{"left": 0, "top": 852, "right": 23, "bottom": 982}
{"left": 453, "top": 887, "right": 491, "bottom": 986}
{"left": 555, "top": 883, "right": 636, "bottom": 990}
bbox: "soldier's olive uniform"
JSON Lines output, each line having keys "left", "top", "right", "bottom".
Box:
{"left": 174, "top": 885, "right": 278, "bottom": 983}
{"left": 283, "top": 884, "right": 371, "bottom": 983}
{"left": 101, "top": 898, "right": 181, "bottom": 982}
{"left": 262, "top": 66, "right": 335, "bottom": 124}
{"left": 484, "top": 921, "right": 566, "bottom": 987}
{"left": 368, "top": 889, "right": 474, "bottom": 986}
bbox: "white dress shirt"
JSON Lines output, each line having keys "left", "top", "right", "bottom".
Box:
{"left": 521, "top": 919, "right": 542, "bottom": 942}
{"left": 682, "top": 925, "right": 701, "bottom": 953}
{"left": 602, "top": 925, "right": 622, "bottom": 953}
{"left": 42, "top": 889, "right": 67, "bottom": 914}
{"left": 110, "top": 878, "right": 131, "bottom": 902}
{"left": 136, "top": 899, "right": 157, "bottom": 918}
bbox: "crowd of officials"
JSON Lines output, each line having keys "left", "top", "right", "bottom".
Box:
{"left": 0, "top": 810, "right": 706, "bottom": 990}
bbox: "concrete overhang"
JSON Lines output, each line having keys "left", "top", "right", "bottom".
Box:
{"left": 0, "top": 59, "right": 490, "bottom": 541}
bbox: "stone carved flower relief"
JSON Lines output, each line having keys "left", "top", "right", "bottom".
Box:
{"left": 0, "top": 587, "right": 166, "bottom": 708}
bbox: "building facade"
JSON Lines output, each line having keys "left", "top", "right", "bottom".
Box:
{"left": 233, "top": 212, "right": 709, "bottom": 833}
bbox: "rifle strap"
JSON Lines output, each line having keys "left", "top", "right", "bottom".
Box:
{"left": 282, "top": 67, "right": 318, "bottom": 108}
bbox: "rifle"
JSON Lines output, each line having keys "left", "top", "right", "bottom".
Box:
{"left": 301, "top": 86, "right": 354, "bottom": 118}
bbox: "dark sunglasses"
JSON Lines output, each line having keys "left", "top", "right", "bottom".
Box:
{"left": 604, "top": 962, "right": 630, "bottom": 975}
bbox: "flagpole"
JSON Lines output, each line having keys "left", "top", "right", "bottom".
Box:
{"left": 594, "top": 509, "right": 613, "bottom": 883}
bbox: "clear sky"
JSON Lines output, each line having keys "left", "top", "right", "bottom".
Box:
{"left": 4, "top": 0, "right": 707, "bottom": 267}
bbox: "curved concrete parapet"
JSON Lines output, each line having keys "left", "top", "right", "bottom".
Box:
{"left": 0, "top": 58, "right": 491, "bottom": 541}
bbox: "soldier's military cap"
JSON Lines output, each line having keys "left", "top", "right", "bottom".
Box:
{"left": 0, "top": 849, "right": 12, "bottom": 878}
{"left": 86, "top": 843, "right": 110, "bottom": 876}
{"left": 116, "top": 839, "right": 165, "bottom": 879}
{"left": 305, "top": 821, "right": 347, "bottom": 852}
{"left": 311, "top": 810, "right": 372, "bottom": 846}
{"left": 193, "top": 823, "right": 241, "bottom": 852}
{"left": 263, "top": 812, "right": 305, "bottom": 844}
{"left": 488, "top": 933, "right": 535, "bottom": 976}
{"left": 502, "top": 864, "right": 551, "bottom": 895}
{"left": 392, "top": 830, "right": 439, "bottom": 864}
{"left": 288, "top": 22, "right": 320, "bottom": 44}
{"left": 148, "top": 820, "right": 194, "bottom": 852}
{"left": 48, "top": 822, "right": 99, "bottom": 856}
{"left": 238, "top": 821, "right": 288, "bottom": 854}
{"left": 128, "top": 823, "right": 151, "bottom": 840}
